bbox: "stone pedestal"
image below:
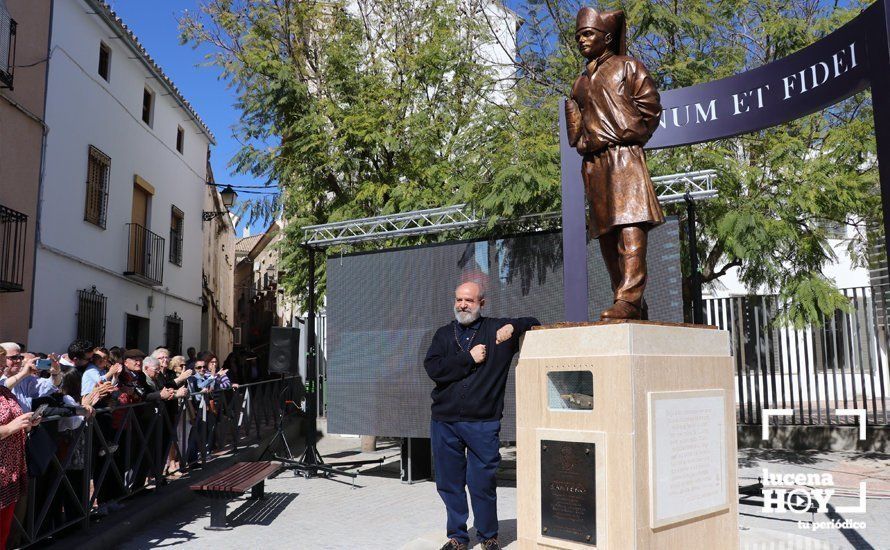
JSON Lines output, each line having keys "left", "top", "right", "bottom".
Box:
{"left": 516, "top": 321, "right": 738, "bottom": 550}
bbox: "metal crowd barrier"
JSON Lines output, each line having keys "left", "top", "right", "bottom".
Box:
{"left": 9, "top": 376, "right": 302, "bottom": 549}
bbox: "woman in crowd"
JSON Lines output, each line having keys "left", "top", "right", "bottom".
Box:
{"left": 0, "top": 347, "right": 40, "bottom": 550}
{"left": 169, "top": 355, "right": 187, "bottom": 376}
{"left": 205, "top": 352, "right": 236, "bottom": 390}
{"left": 165, "top": 354, "right": 192, "bottom": 472}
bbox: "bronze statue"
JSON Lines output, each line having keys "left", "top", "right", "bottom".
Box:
{"left": 565, "top": 7, "right": 665, "bottom": 320}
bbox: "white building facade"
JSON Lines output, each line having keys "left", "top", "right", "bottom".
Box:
{"left": 29, "top": 0, "right": 215, "bottom": 352}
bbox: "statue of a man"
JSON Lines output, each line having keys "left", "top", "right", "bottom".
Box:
{"left": 565, "top": 7, "right": 664, "bottom": 320}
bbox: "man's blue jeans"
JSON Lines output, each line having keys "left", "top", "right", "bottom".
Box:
{"left": 430, "top": 419, "right": 501, "bottom": 544}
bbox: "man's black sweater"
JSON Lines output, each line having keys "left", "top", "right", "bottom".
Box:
{"left": 424, "top": 315, "right": 540, "bottom": 422}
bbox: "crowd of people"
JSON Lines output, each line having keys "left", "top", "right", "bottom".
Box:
{"left": 0, "top": 339, "right": 260, "bottom": 549}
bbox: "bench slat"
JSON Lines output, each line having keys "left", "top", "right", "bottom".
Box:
{"left": 201, "top": 463, "right": 254, "bottom": 492}
{"left": 230, "top": 464, "right": 279, "bottom": 493}
{"left": 190, "top": 461, "right": 279, "bottom": 494}
{"left": 207, "top": 462, "right": 265, "bottom": 491}
{"left": 209, "top": 463, "right": 259, "bottom": 493}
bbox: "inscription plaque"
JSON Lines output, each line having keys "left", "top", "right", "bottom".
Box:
{"left": 648, "top": 390, "right": 728, "bottom": 528}
{"left": 540, "top": 440, "right": 596, "bottom": 545}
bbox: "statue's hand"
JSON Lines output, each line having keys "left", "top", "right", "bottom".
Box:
{"left": 575, "top": 136, "right": 588, "bottom": 154}
{"left": 565, "top": 98, "right": 583, "bottom": 147}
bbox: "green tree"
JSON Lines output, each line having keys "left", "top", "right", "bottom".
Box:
{"left": 181, "top": 0, "right": 559, "bottom": 307}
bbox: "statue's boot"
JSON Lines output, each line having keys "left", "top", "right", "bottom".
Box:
{"left": 598, "top": 225, "right": 648, "bottom": 320}
{"left": 600, "top": 299, "right": 642, "bottom": 320}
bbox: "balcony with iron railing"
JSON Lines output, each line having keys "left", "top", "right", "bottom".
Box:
{"left": 124, "top": 223, "right": 164, "bottom": 286}
{"left": 0, "top": 203, "right": 27, "bottom": 292}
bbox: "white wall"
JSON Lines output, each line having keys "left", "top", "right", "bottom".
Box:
{"left": 29, "top": 0, "right": 211, "bottom": 352}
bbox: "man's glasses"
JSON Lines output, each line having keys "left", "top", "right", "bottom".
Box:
{"left": 8, "top": 355, "right": 23, "bottom": 361}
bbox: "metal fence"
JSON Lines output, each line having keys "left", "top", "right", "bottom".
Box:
{"left": 704, "top": 286, "right": 890, "bottom": 427}
{"left": 9, "top": 376, "right": 301, "bottom": 549}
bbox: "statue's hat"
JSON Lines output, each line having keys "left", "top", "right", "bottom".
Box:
{"left": 575, "top": 7, "right": 626, "bottom": 56}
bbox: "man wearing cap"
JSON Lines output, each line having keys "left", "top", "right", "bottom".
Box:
{"left": 565, "top": 7, "right": 664, "bottom": 320}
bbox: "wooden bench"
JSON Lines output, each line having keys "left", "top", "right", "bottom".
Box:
{"left": 190, "top": 461, "right": 281, "bottom": 530}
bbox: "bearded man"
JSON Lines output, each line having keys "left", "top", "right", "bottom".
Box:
{"left": 424, "top": 282, "right": 540, "bottom": 550}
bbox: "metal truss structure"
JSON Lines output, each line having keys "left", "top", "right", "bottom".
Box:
{"left": 652, "top": 169, "right": 718, "bottom": 205}
{"left": 302, "top": 170, "right": 718, "bottom": 247}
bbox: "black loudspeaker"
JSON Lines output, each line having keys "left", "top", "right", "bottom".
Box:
{"left": 400, "top": 437, "right": 431, "bottom": 484}
{"left": 269, "top": 326, "right": 300, "bottom": 374}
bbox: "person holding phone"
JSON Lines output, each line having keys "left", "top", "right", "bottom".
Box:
{"left": 0, "top": 346, "right": 41, "bottom": 550}
{"left": 1, "top": 343, "right": 58, "bottom": 412}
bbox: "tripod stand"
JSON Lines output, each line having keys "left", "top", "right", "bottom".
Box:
{"left": 273, "top": 246, "right": 385, "bottom": 481}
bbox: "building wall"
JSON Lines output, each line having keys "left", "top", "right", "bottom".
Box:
{"left": 0, "top": 0, "right": 51, "bottom": 346}
{"left": 28, "top": 0, "right": 211, "bottom": 352}
{"left": 201, "top": 186, "right": 235, "bottom": 358}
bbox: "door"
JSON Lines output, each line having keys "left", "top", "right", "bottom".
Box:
{"left": 129, "top": 183, "right": 151, "bottom": 274}
{"left": 125, "top": 314, "right": 149, "bottom": 351}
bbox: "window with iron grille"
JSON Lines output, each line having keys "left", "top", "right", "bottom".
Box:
{"left": 98, "top": 41, "right": 111, "bottom": 81}
{"left": 165, "top": 313, "right": 183, "bottom": 356}
{"left": 0, "top": 2, "right": 16, "bottom": 90}
{"left": 169, "top": 206, "right": 183, "bottom": 266}
{"left": 77, "top": 286, "right": 107, "bottom": 346}
{"left": 0, "top": 203, "right": 27, "bottom": 292}
{"left": 84, "top": 146, "right": 110, "bottom": 228}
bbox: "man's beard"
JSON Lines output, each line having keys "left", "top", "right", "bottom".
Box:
{"left": 454, "top": 306, "right": 481, "bottom": 326}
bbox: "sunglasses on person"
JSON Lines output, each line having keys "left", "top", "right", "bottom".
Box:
{"left": 8, "top": 355, "right": 23, "bottom": 361}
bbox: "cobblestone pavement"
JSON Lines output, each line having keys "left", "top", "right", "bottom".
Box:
{"left": 115, "top": 433, "right": 889, "bottom": 550}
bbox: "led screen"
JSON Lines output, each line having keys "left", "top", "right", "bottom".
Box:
{"left": 326, "top": 219, "right": 682, "bottom": 439}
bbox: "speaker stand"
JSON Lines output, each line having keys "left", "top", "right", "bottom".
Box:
{"left": 277, "top": 246, "right": 386, "bottom": 485}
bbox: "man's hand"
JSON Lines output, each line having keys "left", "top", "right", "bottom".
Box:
{"left": 49, "top": 354, "right": 61, "bottom": 376}
{"left": 106, "top": 363, "right": 123, "bottom": 380}
{"left": 470, "top": 344, "right": 487, "bottom": 364}
{"left": 20, "top": 360, "right": 35, "bottom": 377}
{"left": 160, "top": 388, "right": 175, "bottom": 400}
{"left": 174, "top": 387, "right": 189, "bottom": 399}
{"left": 495, "top": 324, "right": 514, "bottom": 345}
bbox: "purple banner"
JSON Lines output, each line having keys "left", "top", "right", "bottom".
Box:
{"left": 647, "top": 4, "right": 873, "bottom": 149}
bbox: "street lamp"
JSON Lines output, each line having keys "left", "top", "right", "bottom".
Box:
{"left": 202, "top": 184, "right": 238, "bottom": 221}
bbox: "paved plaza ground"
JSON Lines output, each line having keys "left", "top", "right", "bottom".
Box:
{"left": 49, "top": 422, "right": 890, "bottom": 550}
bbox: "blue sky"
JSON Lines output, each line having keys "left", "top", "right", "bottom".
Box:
{"left": 106, "top": 0, "right": 274, "bottom": 237}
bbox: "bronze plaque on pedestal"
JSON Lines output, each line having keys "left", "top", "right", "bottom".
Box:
{"left": 541, "top": 440, "right": 596, "bottom": 545}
